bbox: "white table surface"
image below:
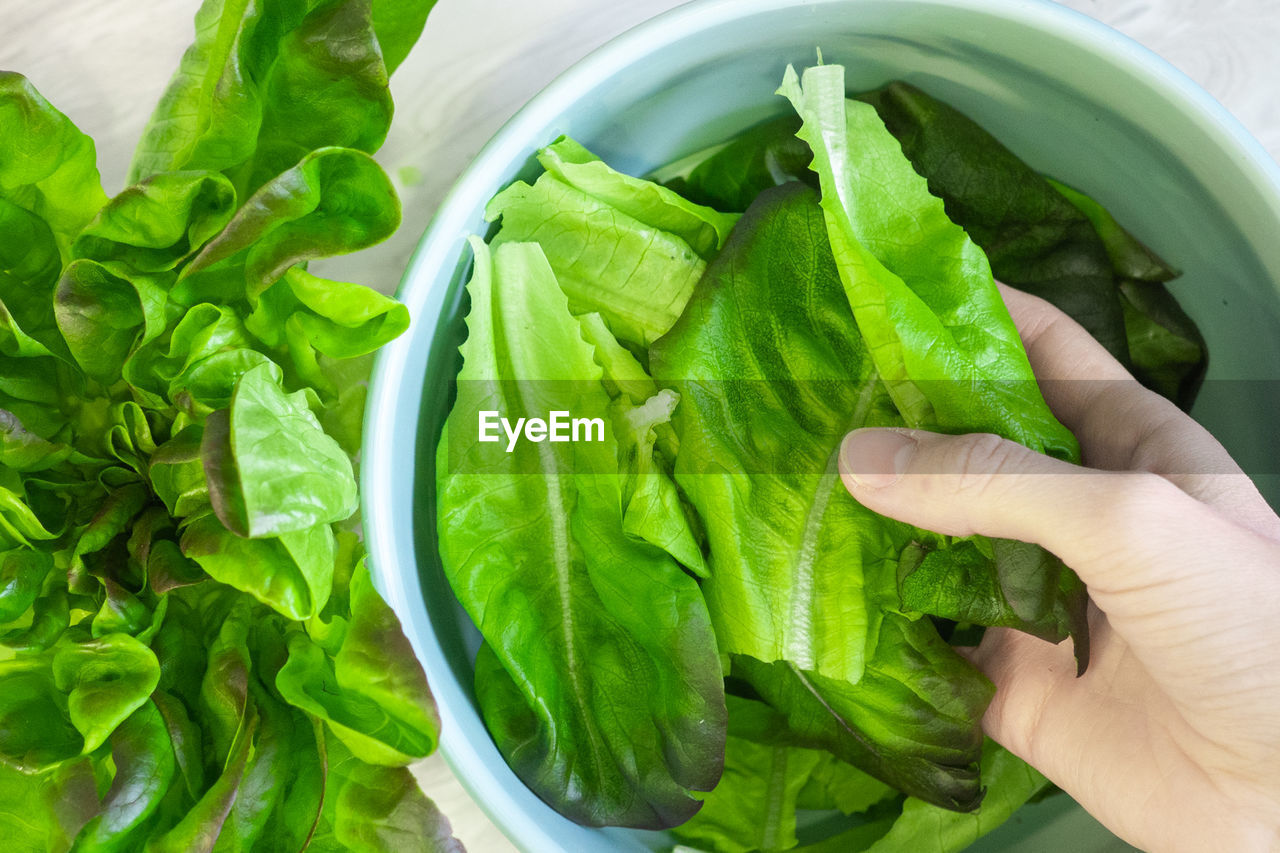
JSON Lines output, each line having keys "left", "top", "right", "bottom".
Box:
{"left": 2, "top": 1, "right": 1277, "bottom": 850}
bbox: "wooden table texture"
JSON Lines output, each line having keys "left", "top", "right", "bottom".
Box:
{"left": 2, "top": 1, "right": 1277, "bottom": 851}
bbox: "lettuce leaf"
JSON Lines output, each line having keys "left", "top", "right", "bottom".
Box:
{"left": 438, "top": 238, "right": 726, "bottom": 829}
{"left": 0, "top": 1, "right": 454, "bottom": 849}
{"left": 778, "top": 63, "right": 1090, "bottom": 670}
{"left": 486, "top": 136, "right": 732, "bottom": 348}
{"left": 856, "top": 82, "right": 1206, "bottom": 410}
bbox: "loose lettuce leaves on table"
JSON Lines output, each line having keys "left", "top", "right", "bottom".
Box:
{"left": 438, "top": 238, "right": 726, "bottom": 829}
{"left": 0, "top": 0, "right": 455, "bottom": 848}
{"left": 0, "top": 73, "right": 108, "bottom": 256}
{"left": 779, "top": 63, "right": 1090, "bottom": 669}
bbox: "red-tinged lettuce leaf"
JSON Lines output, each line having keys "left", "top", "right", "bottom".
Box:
{"left": 70, "top": 701, "right": 177, "bottom": 852}
{"left": 858, "top": 739, "right": 1051, "bottom": 853}
{"left": 143, "top": 706, "right": 257, "bottom": 853}
{"left": 305, "top": 736, "right": 461, "bottom": 853}
{"left": 173, "top": 148, "right": 399, "bottom": 307}
{"left": 147, "top": 425, "right": 209, "bottom": 520}
{"left": 150, "top": 691, "right": 204, "bottom": 802}
{"left": 54, "top": 260, "right": 161, "bottom": 386}
{"left": 438, "top": 238, "right": 726, "bottom": 829}
{"left": 275, "top": 631, "right": 436, "bottom": 767}
{"left": 0, "top": 757, "right": 99, "bottom": 852}
{"left": 897, "top": 538, "right": 1088, "bottom": 651}
{"left": 331, "top": 560, "right": 439, "bottom": 758}
{"left": 731, "top": 612, "right": 992, "bottom": 813}
{"left": 128, "top": 0, "right": 434, "bottom": 193}
{"left": 72, "top": 171, "right": 238, "bottom": 274}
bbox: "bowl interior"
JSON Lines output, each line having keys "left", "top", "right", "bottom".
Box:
{"left": 363, "top": 1, "right": 1280, "bottom": 850}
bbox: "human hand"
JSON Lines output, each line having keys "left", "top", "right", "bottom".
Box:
{"left": 837, "top": 285, "right": 1280, "bottom": 852}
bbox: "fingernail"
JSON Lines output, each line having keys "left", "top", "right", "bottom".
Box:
{"left": 840, "top": 429, "right": 917, "bottom": 489}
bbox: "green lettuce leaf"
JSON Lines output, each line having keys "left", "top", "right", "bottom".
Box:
{"left": 180, "top": 513, "right": 334, "bottom": 621}
{"left": 1049, "top": 179, "right": 1206, "bottom": 408}
{"left": 173, "top": 147, "right": 399, "bottom": 307}
{"left": 853, "top": 81, "right": 1206, "bottom": 410}
{"left": 52, "top": 633, "right": 162, "bottom": 754}
{"left": 0, "top": 3, "right": 448, "bottom": 848}
{"left": 128, "top": 0, "right": 432, "bottom": 194}
{"left": 200, "top": 361, "right": 356, "bottom": 538}
{"left": 611, "top": 389, "right": 707, "bottom": 577}
{"left": 855, "top": 81, "right": 1129, "bottom": 362}
{"left": 486, "top": 164, "right": 707, "bottom": 347}
{"left": 859, "top": 739, "right": 1050, "bottom": 853}
{"left": 778, "top": 63, "right": 1089, "bottom": 669}
{"left": 537, "top": 136, "right": 738, "bottom": 259}
{"left": 438, "top": 238, "right": 726, "bottom": 828}
{"left": 651, "top": 182, "right": 904, "bottom": 685}
{"left": 0, "top": 73, "right": 107, "bottom": 255}
{"left": 275, "top": 562, "right": 438, "bottom": 767}
{"left": 731, "top": 610, "right": 991, "bottom": 812}
{"left": 72, "top": 171, "right": 237, "bottom": 273}
{"left": 661, "top": 114, "right": 815, "bottom": 213}
{"left": 70, "top": 701, "right": 177, "bottom": 852}
{"left": 672, "top": 736, "right": 823, "bottom": 853}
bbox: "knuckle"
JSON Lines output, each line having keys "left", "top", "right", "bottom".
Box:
{"left": 948, "top": 432, "right": 1020, "bottom": 496}
{"left": 1099, "top": 470, "right": 1180, "bottom": 530}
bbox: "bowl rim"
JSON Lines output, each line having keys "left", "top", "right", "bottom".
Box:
{"left": 362, "top": 0, "right": 1280, "bottom": 849}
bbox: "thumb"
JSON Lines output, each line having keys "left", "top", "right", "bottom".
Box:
{"left": 835, "top": 428, "right": 1274, "bottom": 653}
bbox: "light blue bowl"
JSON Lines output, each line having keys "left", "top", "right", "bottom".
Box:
{"left": 362, "top": 1, "right": 1280, "bottom": 850}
